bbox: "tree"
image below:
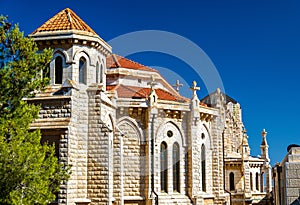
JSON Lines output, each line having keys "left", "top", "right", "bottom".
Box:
{"left": 0, "top": 16, "right": 69, "bottom": 204}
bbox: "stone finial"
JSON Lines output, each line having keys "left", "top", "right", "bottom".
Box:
{"left": 261, "top": 129, "right": 267, "bottom": 138}
{"left": 216, "top": 87, "right": 221, "bottom": 94}
{"left": 190, "top": 80, "right": 200, "bottom": 98}
{"left": 242, "top": 129, "right": 249, "bottom": 146}
{"left": 147, "top": 75, "right": 157, "bottom": 91}
{"left": 173, "top": 80, "right": 183, "bottom": 92}
{"left": 261, "top": 128, "right": 268, "bottom": 146}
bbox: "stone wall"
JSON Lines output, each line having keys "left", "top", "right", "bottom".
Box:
{"left": 118, "top": 120, "right": 145, "bottom": 198}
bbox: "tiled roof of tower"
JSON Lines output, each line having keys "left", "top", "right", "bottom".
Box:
{"left": 31, "top": 8, "right": 97, "bottom": 35}
{"left": 107, "top": 54, "right": 158, "bottom": 72}
{"left": 107, "top": 85, "right": 188, "bottom": 102}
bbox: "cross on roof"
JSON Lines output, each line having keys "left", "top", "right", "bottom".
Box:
{"left": 173, "top": 80, "right": 183, "bottom": 92}
{"left": 190, "top": 80, "right": 200, "bottom": 97}
{"left": 147, "top": 75, "right": 157, "bottom": 91}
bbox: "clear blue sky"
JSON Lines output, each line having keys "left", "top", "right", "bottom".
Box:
{"left": 1, "top": 0, "right": 300, "bottom": 164}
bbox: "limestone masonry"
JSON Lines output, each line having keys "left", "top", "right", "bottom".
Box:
{"left": 28, "top": 8, "right": 272, "bottom": 205}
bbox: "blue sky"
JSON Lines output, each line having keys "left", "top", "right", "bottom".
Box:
{"left": 1, "top": 0, "right": 300, "bottom": 164}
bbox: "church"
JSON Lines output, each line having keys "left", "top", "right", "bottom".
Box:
{"left": 28, "top": 8, "right": 272, "bottom": 205}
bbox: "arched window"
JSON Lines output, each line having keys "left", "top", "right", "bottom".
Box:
{"left": 79, "top": 57, "right": 87, "bottom": 84}
{"left": 201, "top": 144, "right": 206, "bottom": 192}
{"left": 100, "top": 64, "right": 103, "bottom": 83}
{"left": 230, "top": 172, "right": 235, "bottom": 191}
{"left": 55, "top": 56, "right": 63, "bottom": 84}
{"left": 256, "top": 172, "right": 259, "bottom": 191}
{"left": 173, "top": 143, "right": 180, "bottom": 192}
{"left": 261, "top": 172, "right": 264, "bottom": 192}
{"left": 96, "top": 62, "right": 99, "bottom": 83}
{"left": 160, "top": 142, "right": 168, "bottom": 192}
{"left": 250, "top": 172, "right": 253, "bottom": 191}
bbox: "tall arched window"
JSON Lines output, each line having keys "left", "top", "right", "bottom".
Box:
{"left": 256, "top": 172, "right": 259, "bottom": 191}
{"left": 96, "top": 62, "right": 99, "bottom": 83}
{"left": 250, "top": 172, "right": 253, "bottom": 191}
{"left": 201, "top": 144, "right": 206, "bottom": 192}
{"left": 55, "top": 56, "right": 63, "bottom": 84}
{"left": 79, "top": 57, "right": 87, "bottom": 84}
{"left": 261, "top": 172, "right": 264, "bottom": 192}
{"left": 100, "top": 64, "right": 103, "bottom": 83}
{"left": 173, "top": 143, "right": 180, "bottom": 192}
{"left": 230, "top": 172, "right": 235, "bottom": 191}
{"left": 160, "top": 142, "right": 168, "bottom": 192}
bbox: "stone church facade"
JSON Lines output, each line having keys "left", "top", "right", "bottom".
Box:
{"left": 28, "top": 8, "right": 272, "bottom": 205}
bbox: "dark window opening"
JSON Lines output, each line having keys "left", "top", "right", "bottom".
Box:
{"left": 160, "top": 142, "right": 168, "bottom": 192}
{"left": 79, "top": 57, "right": 87, "bottom": 84}
{"left": 201, "top": 144, "right": 206, "bottom": 192}
{"left": 230, "top": 172, "right": 235, "bottom": 191}
{"left": 100, "top": 64, "right": 103, "bottom": 83}
{"left": 173, "top": 143, "right": 180, "bottom": 192}
{"left": 96, "top": 62, "right": 99, "bottom": 83}
{"left": 55, "top": 56, "right": 63, "bottom": 84}
{"left": 256, "top": 172, "right": 259, "bottom": 191}
{"left": 250, "top": 172, "right": 253, "bottom": 191}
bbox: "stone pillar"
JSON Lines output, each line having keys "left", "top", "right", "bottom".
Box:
{"left": 187, "top": 81, "right": 201, "bottom": 202}
{"left": 113, "top": 129, "right": 124, "bottom": 205}
{"left": 211, "top": 89, "right": 226, "bottom": 204}
{"left": 87, "top": 87, "right": 113, "bottom": 205}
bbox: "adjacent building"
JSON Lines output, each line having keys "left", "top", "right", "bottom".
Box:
{"left": 28, "top": 8, "right": 272, "bottom": 205}
{"left": 272, "top": 145, "right": 300, "bottom": 205}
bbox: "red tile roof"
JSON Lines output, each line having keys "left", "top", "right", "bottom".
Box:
{"left": 107, "top": 54, "right": 157, "bottom": 72}
{"left": 107, "top": 85, "right": 188, "bottom": 102}
{"left": 31, "top": 8, "right": 97, "bottom": 35}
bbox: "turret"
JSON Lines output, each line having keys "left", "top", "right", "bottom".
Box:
{"left": 260, "top": 129, "right": 270, "bottom": 162}
{"left": 29, "top": 8, "right": 112, "bottom": 92}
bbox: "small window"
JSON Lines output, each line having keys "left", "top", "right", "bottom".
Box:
{"left": 96, "top": 62, "right": 99, "bottom": 83}
{"left": 79, "top": 57, "right": 87, "bottom": 84}
{"left": 230, "top": 172, "right": 235, "bottom": 191}
{"left": 55, "top": 56, "right": 63, "bottom": 84}
{"left": 250, "top": 172, "right": 253, "bottom": 191}
{"left": 173, "top": 143, "right": 180, "bottom": 192}
{"left": 160, "top": 142, "right": 168, "bottom": 192}
{"left": 256, "top": 172, "right": 259, "bottom": 191}
{"left": 201, "top": 144, "right": 206, "bottom": 191}
{"left": 100, "top": 64, "right": 103, "bottom": 83}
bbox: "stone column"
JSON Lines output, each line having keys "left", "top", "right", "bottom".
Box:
{"left": 87, "top": 87, "right": 113, "bottom": 205}
{"left": 113, "top": 129, "right": 124, "bottom": 205}
{"left": 187, "top": 81, "right": 201, "bottom": 203}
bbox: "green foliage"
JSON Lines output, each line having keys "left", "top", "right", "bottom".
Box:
{"left": 0, "top": 15, "right": 51, "bottom": 118}
{"left": 0, "top": 16, "right": 70, "bottom": 204}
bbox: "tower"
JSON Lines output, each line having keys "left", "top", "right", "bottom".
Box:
{"left": 29, "top": 8, "right": 115, "bottom": 205}
{"left": 260, "top": 129, "right": 272, "bottom": 203}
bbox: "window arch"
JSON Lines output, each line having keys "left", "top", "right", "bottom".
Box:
{"left": 79, "top": 57, "right": 87, "bottom": 84}
{"left": 160, "top": 142, "right": 168, "bottom": 192}
{"left": 55, "top": 56, "right": 63, "bottom": 84}
{"left": 173, "top": 143, "right": 180, "bottom": 192}
{"left": 201, "top": 144, "right": 206, "bottom": 192}
{"left": 96, "top": 62, "right": 99, "bottom": 83}
{"left": 230, "top": 172, "right": 235, "bottom": 191}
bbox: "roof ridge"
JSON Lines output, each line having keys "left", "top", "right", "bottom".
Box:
{"left": 156, "top": 88, "right": 188, "bottom": 102}
{"left": 114, "top": 54, "right": 157, "bottom": 71}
